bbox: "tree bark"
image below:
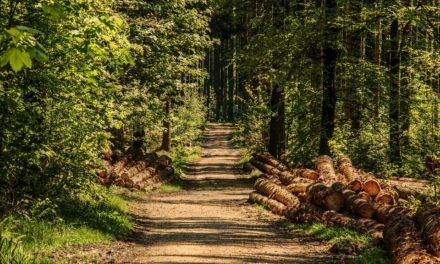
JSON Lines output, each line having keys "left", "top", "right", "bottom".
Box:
{"left": 415, "top": 203, "right": 440, "bottom": 257}
{"left": 227, "top": 37, "right": 235, "bottom": 121}
{"left": 268, "top": 83, "right": 286, "bottom": 159}
{"left": 160, "top": 100, "right": 171, "bottom": 151}
{"left": 319, "top": 0, "right": 338, "bottom": 155}
{"left": 389, "top": 18, "right": 402, "bottom": 165}
{"left": 214, "top": 45, "right": 221, "bottom": 120}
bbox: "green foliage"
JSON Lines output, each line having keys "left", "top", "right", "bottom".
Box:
{"left": 0, "top": 185, "right": 132, "bottom": 261}
{"left": 0, "top": 233, "right": 33, "bottom": 264}
{"left": 283, "top": 220, "right": 390, "bottom": 263}
{"left": 352, "top": 248, "right": 390, "bottom": 264}
{"left": 220, "top": 0, "right": 440, "bottom": 178}
{"left": 0, "top": 0, "right": 211, "bottom": 216}
{"left": 284, "top": 221, "right": 371, "bottom": 246}
{"left": 153, "top": 181, "right": 185, "bottom": 193}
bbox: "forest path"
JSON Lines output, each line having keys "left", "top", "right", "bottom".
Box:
{"left": 61, "top": 124, "right": 346, "bottom": 263}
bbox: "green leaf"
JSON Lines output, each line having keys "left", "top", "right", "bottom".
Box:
{"left": 28, "top": 48, "right": 48, "bottom": 62}
{"left": 9, "top": 48, "right": 24, "bottom": 72}
{"left": 0, "top": 49, "right": 11, "bottom": 67}
{"left": 16, "top": 26, "right": 41, "bottom": 35}
{"left": 3, "top": 48, "right": 33, "bottom": 72}
{"left": 21, "top": 51, "right": 32, "bottom": 68}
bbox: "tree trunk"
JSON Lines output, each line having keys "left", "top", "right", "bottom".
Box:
{"left": 254, "top": 152, "right": 288, "bottom": 171}
{"left": 389, "top": 18, "right": 402, "bottom": 165}
{"left": 228, "top": 37, "right": 235, "bottom": 121}
{"left": 268, "top": 83, "right": 286, "bottom": 159}
{"left": 415, "top": 203, "right": 440, "bottom": 257}
{"left": 374, "top": 0, "right": 382, "bottom": 116}
{"left": 222, "top": 40, "right": 228, "bottom": 121}
{"left": 160, "top": 100, "right": 171, "bottom": 151}
{"left": 214, "top": 45, "right": 221, "bottom": 120}
{"left": 384, "top": 215, "right": 439, "bottom": 264}
{"left": 315, "top": 155, "right": 338, "bottom": 184}
{"left": 250, "top": 159, "right": 281, "bottom": 175}
{"left": 319, "top": 0, "right": 338, "bottom": 155}
{"left": 306, "top": 182, "right": 345, "bottom": 212}
{"left": 341, "top": 188, "right": 375, "bottom": 219}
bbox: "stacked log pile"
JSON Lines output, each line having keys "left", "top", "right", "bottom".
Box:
{"left": 96, "top": 153, "right": 175, "bottom": 191}
{"left": 246, "top": 152, "right": 440, "bottom": 264}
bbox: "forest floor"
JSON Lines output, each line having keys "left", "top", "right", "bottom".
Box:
{"left": 54, "top": 124, "right": 349, "bottom": 263}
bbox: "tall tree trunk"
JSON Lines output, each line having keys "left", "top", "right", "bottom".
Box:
{"left": 400, "top": 0, "right": 413, "bottom": 150}
{"left": 228, "top": 37, "right": 235, "bottom": 121}
{"left": 160, "top": 100, "right": 171, "bottom": 151}
{"left": 221, "top": 40, "right": 228, "bottom": 121}
{"left": 319, "top": 0, "right": 338, "bottom": 155}
{"left": 389, "top": 18, "right": 401, "bottom": 165}
{"left": 214, "top": 45, "right": 221, "bottom": 120}
{"left": 269, "top": 83, "right": 286, "bottom": 159}
{"left": 207, "top": 48, "right": 212, "bottom": 120}
{"left": 374, "top": 0, "right": 382, "bottom": 116}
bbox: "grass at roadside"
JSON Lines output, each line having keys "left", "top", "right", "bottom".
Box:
{"left": 0, "top": 185, "right": 134, "bottom": 263}
{"left": 283, "top": 220, "right": 390, "bottom": 263}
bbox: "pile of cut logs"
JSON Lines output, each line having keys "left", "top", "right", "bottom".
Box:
{"left": 96, "top": 152, "right": 175, "bottom": 191}
{"left": 246, "top": 152, "right": 440, "bottom": 264}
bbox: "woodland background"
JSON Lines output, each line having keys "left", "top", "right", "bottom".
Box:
{"left": 0, "top": 0, "right": 439, "bottom": 262}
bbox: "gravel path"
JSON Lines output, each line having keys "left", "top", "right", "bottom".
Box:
{"left": 58, "top": 124, "right": 346, "bottom": 263}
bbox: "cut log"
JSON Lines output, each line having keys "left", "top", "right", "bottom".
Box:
{"left": 249, "top": 191, "right": 269, "bottom": 205}
{"left": 277, "top": 171, "right": 296, "bottom": 185}
{"left": 415, "top": 203, "right": 440, "bottom": 257}
{"left": 375, "top": 185, "right": 399, "bottom": 205}
{"left": 155, "top": 155, "right": 172, "bottom": 170}
{"left": 340, "top": 188, "right": 375, "bottom": 219}
{"left": 374, "top": 204, "right": 414, "bottom": 224}
{"left": 286, "top": 202, "right": 323, "bottom": 223}
{"left": 384, "top": 215, "right": 440, "bottom": 264}
{"left": 254, "top": 178, "right": 279, "bottom": 198}
{"left": 254, "top": 152, "right": 288, "bottom": 171}
{"left": 254, "top": 178, "right": 297, "bottom": 207}
{"left": 322, "top": 211, "right": 384, "bottom": 244}
{"left": 110, "top": 158, "right": 128, "bottom": 179}
{"left": 362, "top": 178, "right": 381, "bottom": 197}
{"left": 124, "top": 168, "right": 156, "bottom": 189}
{"left": 259, "top": 174, "right": 283, "bottom": 185}
{"left": 265, "top": 198, "right": 288, "bottom": 215}
{"left": 120, "top": 161, "right": 148, "bottom": 180}
{"left": 348, "top": 179, "right": 363, "bottom": 192}
{"left": 337, "top": 156, "right": 360, "bottom": 183}
{"left": 306, "top": 182, "right": 344, "bottom": 212}
{"left": 250, "top": 159, "right": 281, "bottom": 175}
{"left": 285, "top": 178, "right": 315, "bottom": 193}
{"left": 315, "top": 155, "right": 338, "bottom": 184}
{"left": 357, "top": 191, "right": 372, "bottom": 201}
{"left": 113, "top": 178, "right": 125, "bottom": 187}
{"left": 249, "top": 191, "right": 287, "bottom": 215}
{"left": 97, "top": 160, "right": 112, "bottom": 178}
{"left": 298, "top": 169, "right": 320, "bottom": 180}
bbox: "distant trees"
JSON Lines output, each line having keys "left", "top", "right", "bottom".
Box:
{"left": 208, "top": 0, "right": 440, "bottom": 176}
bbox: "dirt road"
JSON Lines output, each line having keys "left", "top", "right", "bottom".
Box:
{"left": 61, "top": 124, "right": 345, "bottom": 263}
